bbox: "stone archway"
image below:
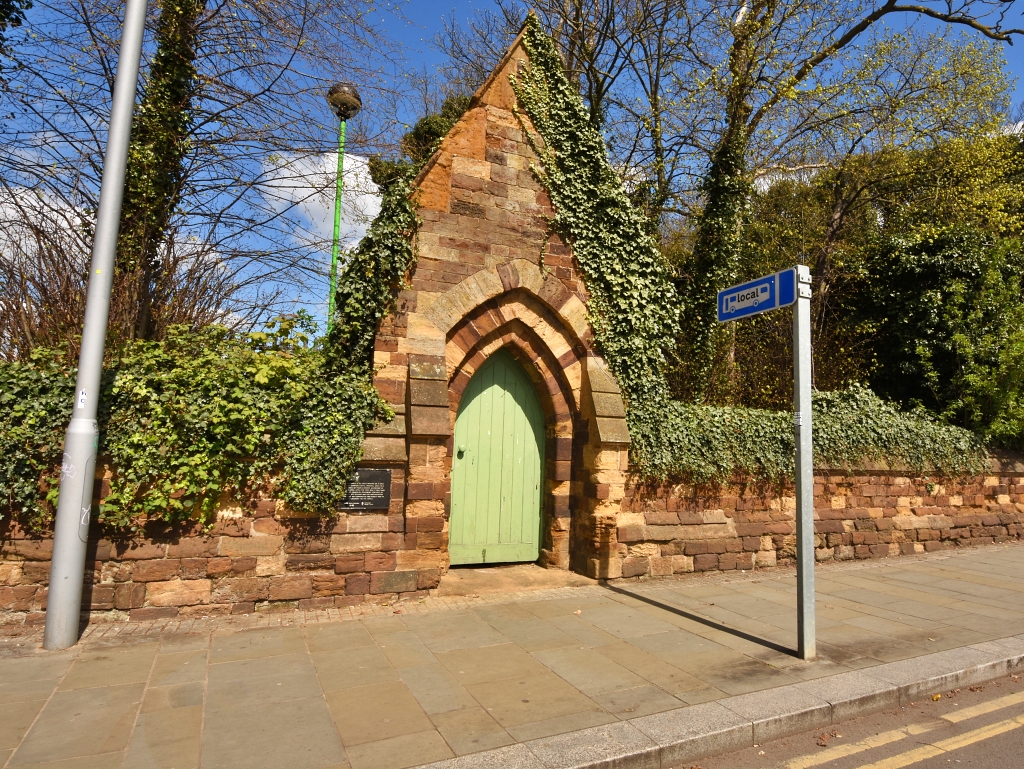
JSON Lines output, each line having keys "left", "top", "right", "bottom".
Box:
{"left": 393, "top": 261, "right": 632, "bottom": 577}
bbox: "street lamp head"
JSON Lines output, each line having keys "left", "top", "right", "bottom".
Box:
{"left": 326, "top": 83, "right": 361, "bottom": 121}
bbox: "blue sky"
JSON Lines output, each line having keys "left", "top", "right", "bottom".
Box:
{"left": 387, "top": 2, "right": 1024, "bottom": 107}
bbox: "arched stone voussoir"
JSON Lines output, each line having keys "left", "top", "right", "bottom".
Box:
{"left": 445, "top": 292, "right": 585, "bottom": 411}
{"left": 449, "top": 318, "right": 579, "bottom": 425}
{"left": 424, "top": 258, "right": 592, "bottom": 346}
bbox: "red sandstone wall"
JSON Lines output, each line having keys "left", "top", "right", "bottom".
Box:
{"left": 617, "top": 470, "right": 1024, "bottom": 578}
{"left": 4, "top": 469, "right": 1022, "bottom": 626}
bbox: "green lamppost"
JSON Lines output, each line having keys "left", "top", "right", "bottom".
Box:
{"left": 325, "top": 83, "right": 362, "bottom": 330}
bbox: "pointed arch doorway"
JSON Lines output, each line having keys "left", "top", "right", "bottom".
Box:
{"left": 449, "top": 349, "right": 546, "bottom": 565}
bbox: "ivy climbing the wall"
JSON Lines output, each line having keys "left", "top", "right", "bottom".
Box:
{"left": 0, "top": 168, "right": 419, "bottom": 533}
{"left": 511, "top": 14, "right": 681, "bottom": 473}
{"left": 511, "top": 13, "right": 986, "bottom": 482}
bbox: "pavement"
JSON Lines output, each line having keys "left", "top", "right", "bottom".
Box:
{"left": 2, "top": 544, "right": 1024, "bottom": 769}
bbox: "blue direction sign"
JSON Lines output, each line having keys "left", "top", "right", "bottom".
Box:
{"left": 717, "top": 267, "right": 798, "bottom": 323}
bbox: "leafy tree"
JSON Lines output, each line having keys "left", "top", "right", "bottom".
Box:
{"left": 117, "top": 0, "right": 204, "bottom": 341}
{"left": 859, "top": 227, "right": 1024, "bottom": 447}
{"left": 439, "top": 2, "right": 1018, "bottom": 402}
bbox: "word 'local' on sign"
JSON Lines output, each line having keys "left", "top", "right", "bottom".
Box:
{"left": 716, "top": 266, "right": 800, "bottom": 323}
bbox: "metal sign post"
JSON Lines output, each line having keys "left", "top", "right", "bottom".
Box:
{"left": 44, "top": 0, "right": 149, "bottom": 651}
{"left": 717, "top": 265, "right": 815, "bottom": 660}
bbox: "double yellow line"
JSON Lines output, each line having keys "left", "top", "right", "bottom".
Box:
{"left": 787, "top": 690, "right": 1024, "bottom": 769}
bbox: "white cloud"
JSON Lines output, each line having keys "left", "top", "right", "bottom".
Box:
{"left": 262, "top": 152, "right": 382, "bottom": 250}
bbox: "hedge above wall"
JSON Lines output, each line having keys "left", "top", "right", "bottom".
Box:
{"left": 645, "top": 385, "right": 986, "bottom": 484}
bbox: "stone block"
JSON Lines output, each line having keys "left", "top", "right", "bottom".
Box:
{"left": 526, "top": 721, "right": 658, "bottom": 769}
{"left": 255, "top": 555, "right": 285, "bottom": 576}
{"left": 0, "top": 585, "right": 37, "bottom": 611}
{"left": 360, "top": 436, "right": 407, "bottom": 462}
{"left": 312, "top": 574, "right": 347, "bottom": 597}
{"left": 409, "top": 405, "right": 452, "bottom": 436}
{"left": 113, "top": 542, "right": 167, "bottom": 560}
{"left": 330, "top": 534, "right": 383, "bottom": 553}
{"left": 591, "top": 391, "right": 626, "bottom": 419}
{"left": 19, "top": 561, "right": 49, "bottom": 585}
{"left": 0, "top": 562, "right": 22, "bottom": 586}
{"left": 181, "top": 558, "right": 210, "bottom": 579}
{"left": 145, "top": 578, "right": 211, "bottom": 607}
{"left": 418, "top": 569, "right": 442, "bottom": 589}
{"left": 347, "top": 515, "right": 390, "bottom": 533}
{"left": 587, "top": 357, "right": 621, "bottom": 394}
{"left": 114, "top": 582, "right": 146, "bottom": 610}
{"left": 211, "top": 577, "right": 269, "bottom": 603}
{"left": 283, "top": 535, "right": 330, "bottom": 554}
{"left": 130, "top": 607, "right": 179, "bottom": 621}
{"left": 396, "top": 550, "right": 447, "bottom": 570}
{"left": 721, "top": 686, "right": 831, "bottom": 743}
{"left": 794, "top": 670, "right": 899, "bottom": 723}
{"left": 218, "top": 536, "right": 282, "bottom": 557}
{"left": 366, "top": 552, "right": 397, "bottom": 571}
{"left": 410, "top": 379, "right": 449, "bottom": 407}
{"left": 631, "top": 701, "right": 752, "bottom": 766}
{"left": 366, "top": 414, "right": 407, "bottom": 437}
{"left": 87, "top": 583, "right": 116, "bottom": 610}
{"left": 595, "top": 417, "right": 631, "bottom": 446}
{"left": 286, "top": 554, "right": 335, "bottom": 571}
{"left": 370, "top": 570, "right": 418, "bottom": 594}
{"left": 335, "top": 555, "right": 365, "bottom": 573}
{"left": 166, "top": 538, "right": 219, "bottom": 558}
{"left": 346, "top": 573, "right": 370, "bottom": 595}
{"left": 131, "top": 559, "right": 181, "bottom": 582}
{"left": 409, "top": 356, "right": 446, "bottom": 380}
{"left": 269, "top": 575, "right": 312, "bottom": 601}
{"left": 621, "top": 557, "right": 650, "bottom": 578}
{"left": 693, "top": 554, "right": 719, "bottom": 571}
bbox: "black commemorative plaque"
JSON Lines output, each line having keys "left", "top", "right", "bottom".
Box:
{"left": 339, "top": 468, "right": 392, "bottom": 511}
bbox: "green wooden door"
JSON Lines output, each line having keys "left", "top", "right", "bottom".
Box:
{"left": 450, "top": 349, "right": 545, "bottom": 565}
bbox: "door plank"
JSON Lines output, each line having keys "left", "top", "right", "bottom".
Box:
{"left": 450, "top": 350, "right": 545, "bottom": 565}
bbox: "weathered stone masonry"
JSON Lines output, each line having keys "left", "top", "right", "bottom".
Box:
{"left": 617, "top": 465, "right": 1024, "bottom": 579}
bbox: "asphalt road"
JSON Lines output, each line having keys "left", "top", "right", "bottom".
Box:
{"left": 686, "top": 673, "right": 1024, "bottom": 769}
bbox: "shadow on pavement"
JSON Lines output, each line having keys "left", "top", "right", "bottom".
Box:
{"left": 605, "top": 583, "right": 799, "bottom": 658}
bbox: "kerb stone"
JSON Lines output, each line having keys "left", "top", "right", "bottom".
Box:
{"left": 525, "top": 721, "right": 659, "bottom": 769}
{"left": 794, "top": 670, "right": 898, "bottom": 723}
{"left": 630, "top": 701, "right": 752, "bottom": 766}
{"left": 720, "top": 685, "right": 831, "bottom": 743}
{"left": 869, "top": 647, "right": 1007, "bottom": 704}
{"left": 415, "top": 744, "right": 544, "bottom": 769}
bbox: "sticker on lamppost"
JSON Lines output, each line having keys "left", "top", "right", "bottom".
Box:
{"left": 717, "top": 267, "right": 798, "bottom": 323}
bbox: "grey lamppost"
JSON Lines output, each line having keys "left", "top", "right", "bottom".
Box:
{"left": 44, "top": 0, "right": 149, "bottom": 649}
{"left": 325, "top": 83, "right": 361, "bottom": 330}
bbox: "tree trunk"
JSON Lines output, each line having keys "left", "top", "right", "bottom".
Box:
{"left": 677, "top": 122, "right": 752, "bottom": 400}
{"left": 116, "top": 0, "right": 205, "bottom": 342}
